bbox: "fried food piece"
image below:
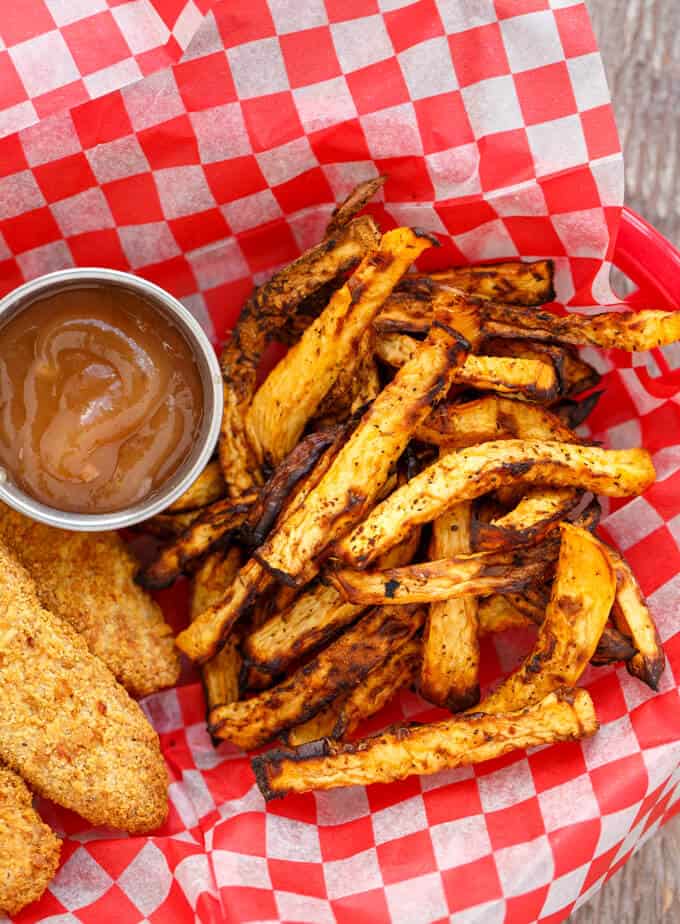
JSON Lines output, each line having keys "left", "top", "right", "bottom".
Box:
{"left": 478, "top": 595, "right": 533, "bottom": 635}
{"left": 478, "top": 525, "right": 616, "bottom": 714}
{"left": 472, "top": 486, "right": 581, "bottom": 550}
{"left": 326, "top": 175, "right": 386, "bottom": 235}
{"left": 375, "top": 333, "right": 559, "bottom": 401}
{"left": 483, "top": 337, "right": 601, "bottom": 397}
{"left": 0, "top": 504, "right": 179, "bottom": 698}
{"left": 192, "top": 548, "right": 242, "bottom": 715}
{"left": 421, "top": 501, "right": 479, "bottom": 711}
{"left": 331, "top": 541, "right": 555, "bottom": 605}
{"left": 138, "top": 493, "right": 256, "bottom": 589}
{"left": 483, "top": 305, "right": 680, "bottom": 351}
{"left": 285, "top": 703, "right": 344, "bottom": 747}
{"left": 243, "top": 427, "right": 343, "bottom": 548}
{"left": 0, "top": 765, "right": 61, "bottom": 916}
{"left": 247, "top": 227, "right": 438, "bottom": 468}
{"left": 400, "top": 259, "right": 555, "bottom": 306}
{"left": 252, "top": 687, "right": 597, "bottom": 798}
{"left": 165, "top": 461, "right": 226, "bottom": 513}
{"left": 605, "top": 545, "right": 665, "bottom": 689}
{"left": 255, "top": 300, "right": 475, "bottom": 585}
{"left": 140, "top": 509, "right": 203, "bottom": 538}
{"left": 333, "top": 636, "right": 422, "bottom": 740}
{"left": 0, "top": 542, "right": 168, "bottom": 832}
{"left": 178, "top": 557, "right": 270, "bottom": 663}
{"left": 209, "top": 605, "right": 425, "bottom": 749}
{"left": 554, "top": 391, "right": 603, "bottom": 429}
{"left": 220, "top": 214, "right": 380, "bottom": 496}
{"left": 336, "top": 441, "right": 655, "bottom": 568}
{"left": 311, "top": 329, "right": 381, "bottom": 428}
{"left": 415, "top": 395, "right": 578, "bottom": 448}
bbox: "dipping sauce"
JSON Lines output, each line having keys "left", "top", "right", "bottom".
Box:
{"left": 0, "top": 285, "right": 204, "bottom": 514}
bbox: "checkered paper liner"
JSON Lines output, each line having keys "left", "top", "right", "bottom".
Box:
{"left": 1, "top": 2, "right": 679, "bottom": 922}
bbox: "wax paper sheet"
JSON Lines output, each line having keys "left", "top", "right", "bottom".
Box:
{"left": 1, "top": 2, "right": 680, "bottom": 923}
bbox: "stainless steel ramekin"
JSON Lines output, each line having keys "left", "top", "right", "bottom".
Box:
{"left": 0, "top": 268, "right": 223, "bottom": 531}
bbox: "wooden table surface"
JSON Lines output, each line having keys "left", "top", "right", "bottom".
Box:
{"left": 570, "top": 2, "right": 680, "bottom": 922}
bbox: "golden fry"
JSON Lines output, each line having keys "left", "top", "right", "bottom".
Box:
{"left": 247, "top": 227, "right": 436, "bottom": 467}
{"left": 326, "top": 175, "right": 386, "bottom": 235}
{"left": 483, "top": 337, "right": 601, "bottom": 397}
{"left": 336, "top": 440, "right": 655, "bottom": 568}
{"left": 403, "top": 259, "right": 555, "bottom": 306}
{"left": 420, "top": 501, "right": 479, "bottom": 711}
{"left": 209, "top": 605, "right": 424, "bottom": 749}
{"left": 472, "top": 486, "right": 581, "bottom": 550}
{"left": 479, "top": 525, "right": 616, "bottom": 714}
{"left": 252, "top": 688, "right": 597, "bottom": 798}
{"left": 166, "top": 461, "right": 226, "bottom": 513}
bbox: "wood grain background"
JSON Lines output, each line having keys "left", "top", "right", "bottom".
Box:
{"left": 570, "top": 2, "right": 679, "bottom": 921}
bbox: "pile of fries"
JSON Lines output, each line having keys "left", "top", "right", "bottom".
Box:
{"left": 139, "top": 178, "right": 676, "bottom": 800}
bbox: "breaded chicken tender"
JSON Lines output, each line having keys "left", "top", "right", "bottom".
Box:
{"left": 0, "top": 503, "right": 179, "bottom": 697}
{"left": 0, "top": 542, "right": 168, "bottom": 833}
{"left": 0, "top": 765, "right": 61, "bottom": 916}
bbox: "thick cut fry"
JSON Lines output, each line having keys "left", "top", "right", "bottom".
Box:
{"left": 252, "top": 687, "right": 597, "bottom": 798}
{"left": 247, "top": 227, "right": 437, "bottom": 467}
{"left": 483, "top": 304, "right": 680, "bottom": 351}
{"left": 605, "top": 546, "right": 665, "bottom": 689}
{"left": 337, "top": 440, "right": 655, "bottom": 568}
{"left": 141, "top": 509, "right": 203, "bottom": 538}
{"left": 332, "top": 542, "right": 555, "bottom": 605}
{"left": 0, "top": 504, "right": 179, "bottom": 698}
{"left": 478, "top": 595, "right": 533, "bottom": 634}
{"left": 326, "top": 175, "right": 386, "bottom": 235}
{"left": 0, "top": 543, "right": 168, "bottom": 833}
{"left": 220, "top": 214, "right": 380, "bottom": 496}
{"left": 192, "top": 548, "right": 242, "bottom": 714}
{"left": 399, "top": 259, "right": 555, "bottom": 306}
{"left": 0, "top": 765, "right": 61, "bottom": 916}
{"left": 415, "top": 395, "right": 578, "bottom": 448}
{"left": 421, "top": 501, "right": 479, "bottom": 711}
{"left": 334, "top": 637, "right": 422, "bottom": 740}
{"left": 479, "top": 525, "right": 616, "bottom": 714}
{"left": 243, "top": 427, "right": 342, "bottom": 548}
{"left": 483, "top": 337, "right": 601, "bottom": 397}
{"left": 554, "top": 391, "right": 603, "bottom": 429}
{"left": 166, "top": 461, "right": 226, "bottom": 513}
{"left": 312, "top": 329, "right": 381, "bottom": 427}
{"left": 376, "top": 333, "right": 558, "bottom": 401}
{"left": 176, "top": 557, "right": 270, "bottom": 663}
{"left": 138, "top": 494, "right": 256, "bottom": 589}
{"left": 472, "top": 487, "right": 581, "bottom": 550}
{"left": 255, "top": 301, "right": 474, "bottom": 585}
{"left": 210, "top": 605, "right": 425, "bottom": 749}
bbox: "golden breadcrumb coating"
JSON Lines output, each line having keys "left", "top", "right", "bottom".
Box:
{"left": 0, "top": 503, "right": 179, "bottom": 697}
{"left": 0, "top": 541, "right": 168, "bottom": 833}
{"left": 0, "top": 765, "right": 61, "bottom": 916}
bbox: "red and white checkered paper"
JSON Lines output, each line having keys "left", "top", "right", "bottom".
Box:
{"left": 1, "top": 2, "right": 680, "bottom": 923}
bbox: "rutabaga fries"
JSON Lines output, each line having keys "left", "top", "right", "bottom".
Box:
{"left": 472, "top": 487, "right": 581, "bottom": 550}
{"left": 421, "top": 501, "right": 480, "bottom": 711}
{"left": 554, "top": 391, "right": 603, "bottom": 429}
{"left": 141, "top": 509, "right": 203, "bottom": 538}
{"left": 176, "top": 558, "right": 271, "bottom": 663}
{"left": 166, "top": 461, "right": 226, "bottom": 513}
{"left": 252, "top": 687, "right": 597, "bottom": 799}
{"left": 243, "top": 581, "right": 364, "bottom": 676}
{"left": 605, "top": 546, "right": 665, "bottom": 689}
{"left": 285, "top": 702, "right": 344, "bottom": 747}
{"left": 333, "top": 637, "right": 422, "bottom": 740}
{"left": 401, "top": 259, "right": 555, "bottom": 306}
{"left": 483, "top": 304, "right": 680, "bottom": 352}
{"left": 138, "top": 494, "right": 256, "bottom": 589}
{"left": 478, "top": 595, "right": 533, "bottom": 634}
{"left": 326, "top": 175, "right": 386, "bottom": 235}
{"left": 247, "top": 227, "right": 437, "bottom": 468}
{"left": 243, "top": 427, "right": 342, "bottom": 548}
{"left": 192, "top": 548, "right": 242, "bottom": 714}
{"left": 337, "top": 440, "right": 655, "bottom": 569}
{"left": 331, "top": 544, "right": 554, "bottom": 606}
{"left": 311, "top": 329, "right": 381, "bottom": 428}
{"left": 479, "top": 525, "right": 616, "bottom": 715}
{"left": 376, "top": 333, "right": 559, "bottom": 401}
{"left": 254, "top": 299, "right": 474, "bottom": 585}
{"left": 415, "top": 395, "right": 578, "bottom": 449}
{"left": 482, "top": 338, "right": 601, "bottom": 398}
{"left": 209, "top": 605, "right": 425, "bottom": 749}
{"left": 243, "top": 529, "right": 421, "bottom": 675}
{"left": 220, "top": 214, "right": 380, "bottom": 496}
